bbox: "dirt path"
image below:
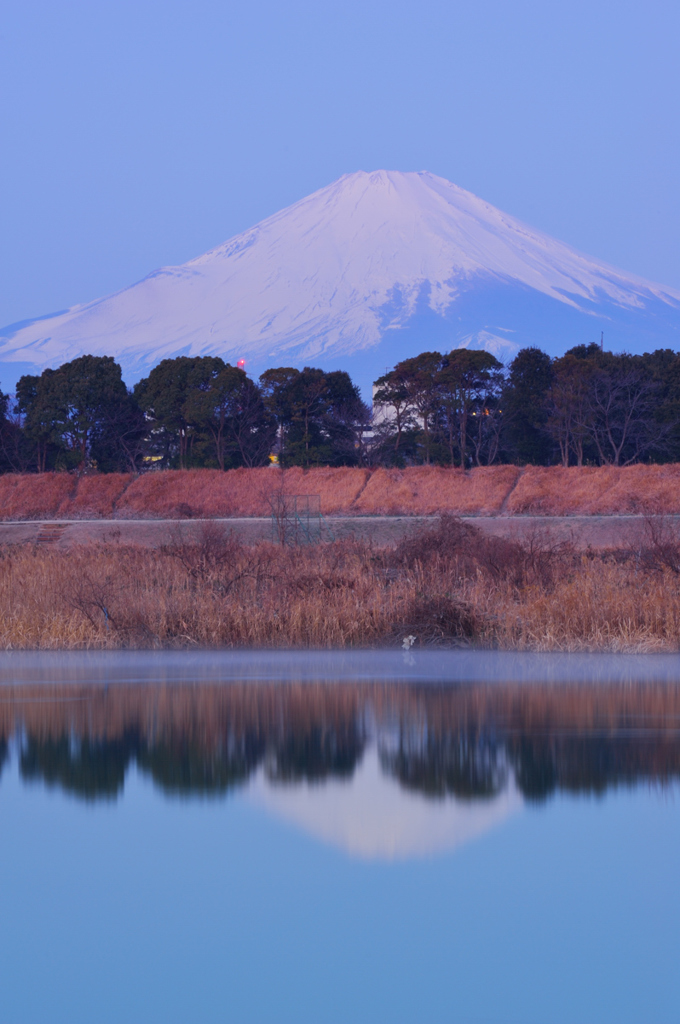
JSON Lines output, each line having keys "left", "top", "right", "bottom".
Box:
{"left": 0, "top": 514, "right": 665, "bottom": 550}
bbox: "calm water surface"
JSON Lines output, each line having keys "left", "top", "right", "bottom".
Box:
{"left": 1, "top": 651, "right": 679, "bottom": 1024}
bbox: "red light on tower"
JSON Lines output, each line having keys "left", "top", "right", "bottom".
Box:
{"left": 237, "top": 359, "right": 246, "bottom": 370}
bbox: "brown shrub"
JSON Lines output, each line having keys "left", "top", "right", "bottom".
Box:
{"left": 162, "top": 521, "right": 276, "bottom": 593}
{"left": 391, "top": 515, "right": 478, "bottom": 574}
{"left": 391, "top": 514, "right": 575, "bottom": 590}
{"left": 636, "top": 514, "right": 680, "bottom": 575}
{"left": 394, "top": 594, "right": 480, "bottom": 645}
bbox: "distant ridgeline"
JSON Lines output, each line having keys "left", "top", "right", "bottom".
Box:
{"left": 2, "top": 344, "right": 680, "bottom": 472}
{"left": 2, "top": 679, "right": 679, "bottom": 803}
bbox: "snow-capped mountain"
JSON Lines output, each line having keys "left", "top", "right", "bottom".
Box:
{"left": 2, "top": 170, "right": 679, "bottom": 396}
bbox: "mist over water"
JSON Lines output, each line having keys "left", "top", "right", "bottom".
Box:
{"left": 1, "top": 651, "right": 679, "bottom": 1022}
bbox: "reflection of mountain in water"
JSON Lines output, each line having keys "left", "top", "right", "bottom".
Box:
{"left": 2, "top": 682, "right": 679, "bottom": 812}
{"left": 251, "top": 748, "right": 522, "bottom": 859}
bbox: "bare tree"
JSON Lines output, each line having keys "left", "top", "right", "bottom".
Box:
{"left": 545, "top": 355, "right": 594, "bottom": 467}
{"left": 589, "top": 365, "right": 666, "bottom": 465}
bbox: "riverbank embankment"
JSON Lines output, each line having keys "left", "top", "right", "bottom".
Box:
{"left": 2, "top": 463, "right": 680, "bottom": 521}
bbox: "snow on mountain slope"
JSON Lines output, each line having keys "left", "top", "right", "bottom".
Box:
{"left": 2, "top": 170, "right": 679, "bottom": 395}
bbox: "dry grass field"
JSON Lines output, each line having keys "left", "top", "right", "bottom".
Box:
{"left": 1, "top": 516, "right": 679, "bottom": 651}
{"left": 2, "top": 463, "right": 680, "bottom": 520}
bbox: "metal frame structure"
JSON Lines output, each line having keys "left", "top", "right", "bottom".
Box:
{"left": 269, "top": 494, "right": 334, "bottom": 545}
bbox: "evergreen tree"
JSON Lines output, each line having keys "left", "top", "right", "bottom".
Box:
{"left": 134, "top": 357, "right": 198, "bottom": 468}
{"left": 634, "top": 349, "right": 680, "bottom": 463}
{"left": 183, "top": 359, "right": 273, "bottom": 469}
{"left": 17, "top": 355, "right": 140, "bottom": 472}
{"left": 259, "top": 366, "right": 367, "bottom": 466}
{"left": 394, "top": 352, "right": 443, "bottom": 465}
{"left": 502, "top": 347, "right": 554, "bottom": 464}
{"left": 372, "top": 366, "right": 418, "bottom": 463}
{"left": 0, "top": 389, "right": 24, "bottom": 472}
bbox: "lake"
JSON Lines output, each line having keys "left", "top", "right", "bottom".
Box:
{"left": 1, "top": 651, "right": 678, "bottom": 1023}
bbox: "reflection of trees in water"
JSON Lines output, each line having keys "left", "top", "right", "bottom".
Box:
{"left": 137, "top": 732, "right": 265, "bottom": 797}
{"left": 2, "top": 681, "right": 680, "bottom": 803}
{"left": 509, "top": 736, "right": 557, "bottom": 801}
{"left": 266, "top": 723, "right": 365, "bottom": 784}
{"left": 379, "top": 729, "right": 507, "bottom": 800}
{"left": 1, "top": 683, "right": 369, "bottom": 801}
{"left": 380, "top": 727, "right": 680, "bottom": 803}
{"left": 20, "top": 733, "right": 139, "bottom": 801}
{"left": 510, "top": 734, "right": 680, "bottom": 801}
{"left": 17, "top": 731, "right": 266, "bottom": 801}
{"left": 15, "top": 723, "right": 364, "bottom": 801}
{"left": 0, "top": 737, "right": 8, "bottom": 780}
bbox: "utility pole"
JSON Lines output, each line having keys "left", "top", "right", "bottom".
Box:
{"left": 600, "top": 331, "right": 604, "bottom": 352}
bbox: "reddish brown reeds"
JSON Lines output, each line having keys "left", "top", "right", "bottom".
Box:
{"left": 0, "top": 517, "right": 679, "bottom": 651}
{"left": 4, "top": 676, "right": 680, "bottom": 751}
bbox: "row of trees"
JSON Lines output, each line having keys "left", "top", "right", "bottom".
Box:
{"left": 1, "top": 343, "right": 679, "bottom": 472}
{"left": 0, "top": 355, "right": 368, "bottom": 473}
{"left": 373, "top": 344, "right": 680, "bottom": 467}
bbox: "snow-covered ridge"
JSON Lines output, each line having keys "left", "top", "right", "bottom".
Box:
{"left": 1, "top": 170, "right": 679, "bottom": 393}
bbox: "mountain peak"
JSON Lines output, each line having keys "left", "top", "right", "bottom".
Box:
{"left": 1, "top": 171, "right": 678, "bottom": 395}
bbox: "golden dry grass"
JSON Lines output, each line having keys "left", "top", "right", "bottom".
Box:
{"left": 2, "top": 463, "right": 680, "bottom": 521}
{"left": 1, "top": 518, "right": 679, "bottom": 651}
{"left": 491, "top": 561, "right": 680, "bottom": 651}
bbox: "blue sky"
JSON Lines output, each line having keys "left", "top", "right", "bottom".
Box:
{"left": 1, "top": 0, "right": 678, "bottom": 329}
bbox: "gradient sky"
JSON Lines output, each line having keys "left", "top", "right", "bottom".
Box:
{"left": 1, "top": 0, "right": 679, "bottom": 330}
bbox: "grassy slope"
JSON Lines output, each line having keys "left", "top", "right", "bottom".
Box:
{"left": 2, "top": 464, "right": 680, "bottom": 519}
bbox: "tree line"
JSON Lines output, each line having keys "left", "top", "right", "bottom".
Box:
{"left": 1, "top": 342, "right": 679, "bottom": 472}
{"left": 373, "top": 344, "right": 680, "bottom": 468}
{"left": 0, "top": 355, "right": 368, "bottom": 473}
